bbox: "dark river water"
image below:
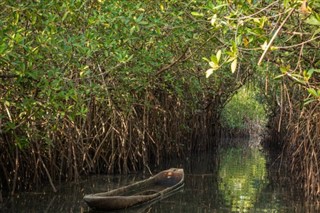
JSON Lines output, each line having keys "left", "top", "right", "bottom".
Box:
{"left": 1, "top": 139, "right": 319, "bottom": 213}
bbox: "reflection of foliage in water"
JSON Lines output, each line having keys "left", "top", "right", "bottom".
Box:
{"left": 218, "top": 147, "right": 268, "bottom": 212}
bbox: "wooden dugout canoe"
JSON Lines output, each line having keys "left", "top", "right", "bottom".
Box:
{"left": 83, "top": 168, "right": 184, "bottom": 211}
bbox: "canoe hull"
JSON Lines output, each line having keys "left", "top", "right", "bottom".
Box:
{"left": 83, "top": 168, "right": 184, "bottom": 211}
{"left": 84, "top": 194, "right": 159, "bottom": 211}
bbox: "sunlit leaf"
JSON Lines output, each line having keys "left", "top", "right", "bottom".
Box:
{"left": 191, "top": 12, "right": 204, "bottom": 17}
{"left": 270, "top": 46, "right": 278, "bottom": 51}
{"left": 227, "top": 56, "right": 235, "bottom": 63}
{"left": 160, "top": 4, "right": 164, "bottom": 11}
{"left": 287, "top": 73, "right": 307, "bottom": 85}
{"left": 216, "top": 49, "right": 222, "bottom": 63}
{"left": 206, "top": 68, "right": 214, "bottom": 78}
{"left": 209, "top": 61, "right": 220, "bottom": 70}
{"left": 261, "top": 41, "right": 268, "bottom": 50}
{"left": 259, "top": 16, "right": 267, "bottom": 28}
{"left": 253, "top": 18, "right": 260, "bottom": 24}
{"left": 211, "top": 14, "right": 217, "bottom": 26}
{"left": 231, "top": 59, "right": 237, "bottom": 73}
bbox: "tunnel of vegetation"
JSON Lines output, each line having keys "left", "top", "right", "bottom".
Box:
{"left": 0, "top": 0, "right": 319, "bottom": 200}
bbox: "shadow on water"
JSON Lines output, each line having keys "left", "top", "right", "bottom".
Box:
{"left": 1, "top": 138, "right": 319, "bottom": 212}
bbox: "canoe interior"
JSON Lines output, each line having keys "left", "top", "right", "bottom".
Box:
{"left": 84, "top": 168, "right": 184, "bottom": 211}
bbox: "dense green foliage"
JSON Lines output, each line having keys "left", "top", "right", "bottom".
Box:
{"left": 0, "top": 0, "right": 248, "bottom": 193}
{"left": 195, "top": 0, "right": 320, "bottom": 198}
{"left": 0, "top": 0, "right": 198, "bottom": 147}
{"left": 0, "top": 0, "right": 319, "bottom": 200}
{"left": 221, "top": 86, "right": 267, "bottom": 130}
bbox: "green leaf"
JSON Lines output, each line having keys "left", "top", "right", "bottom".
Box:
{"left": 305, "top": 15, "right": 320, "bottom": 26}
{"left": 202, "top": 57, "right": 210, "bottom": 62}
{"left": 210, "top": 55, "right": 218, "bottom": 64}
{"left": 139, "top": 21, "right": 148, "bottom": 25}
{"left": 308, "top": 69, "right": 320, "bottom": 77}
{"left": 274, "top": 74, "right": 285, "bottom": 80}
{"left": 307, "top": 88, "right": 319, "bottom": 97}
{"left": 62, "top": 11, "right": 70, "bottom": 22}
{"left": 130, "top": 26, "right": 136, "bottom": 34}
{"left": 280, "top": 66, "right": 289, "bottom": 73}
{"left": 312, "top": 28, "right": 320, "bottom": 37}
{"left": 270, "top": 46, "right": 278, "bottom": 51}
{"left": 303, "top": 98, "right": 315, "bottom": 106}
{"left": 283, "top": 0, "right": 289, "bottom": 8}
{"left": 0, "top": 43, "right": 7, "bottom": 55}
{"left": 136, "top": 14, "right": 143, "bottom": 22}
{"left": 191, "top": 12, "right": 204, "bottom": 17}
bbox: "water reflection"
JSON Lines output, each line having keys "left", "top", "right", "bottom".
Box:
{"left": 218, "top": 147, "right": 268, "bottom": 212}
{"left": 1, "top": 139, "right": 319, "bottom": 212}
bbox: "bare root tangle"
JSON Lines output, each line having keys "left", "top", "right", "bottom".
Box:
{"left": 264, "top": 75, "right": 320, "bottom": 199}
{"left": 290, "top": 101, "right": 320, "bottom": 198}
{"left": 0, "top": 0, "right": 251, "bottom": 195}
{"left": 0, "top": 73, "right": 215, "bottom": 194}
{"left": 276, "top": 87, "right": 320, "bottom": 199}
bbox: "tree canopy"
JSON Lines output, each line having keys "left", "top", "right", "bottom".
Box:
{"left": 198, "top": 0, "right": 320, "bottom": 198}
{"left": 0, "top": 0, "right": 319, "bottom": 198}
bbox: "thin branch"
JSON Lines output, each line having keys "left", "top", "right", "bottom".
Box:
{"left": 258, "top": 8, "right": 295, "bottom": 66}
{"left": 225, "top": 1, "right": 280, "bottom": 20}
{"left": 40, "top": 157, "right": 57, "bottom": 192}
{"left": 275, "top": 36, "right": 320, "bottom": 49}
{"left": 155, "top": 47, "right": 189, "bottom": 76}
